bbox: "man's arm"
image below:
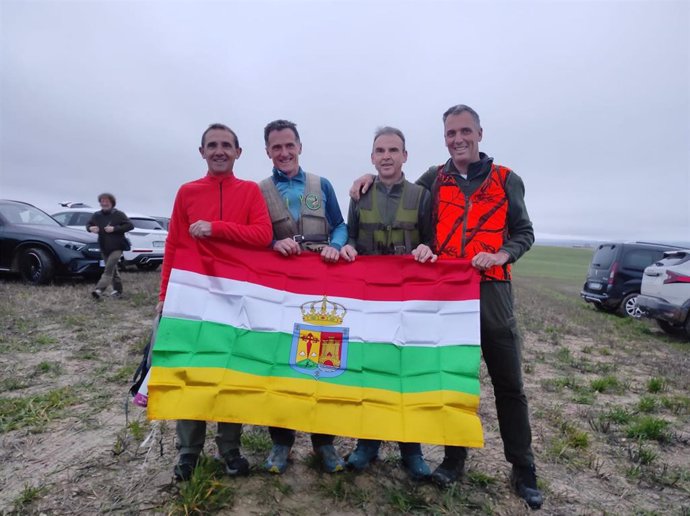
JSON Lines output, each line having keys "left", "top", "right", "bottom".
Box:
{"left": 417, "top": 188, "right": 433, "bottom": 246}
{"left": 113, "top": 211, "right": 134, "bottom": 233}
{"left": 346, "top": 198, "right": 359, "bottom": 247}
{"left": 415, "top": 165, "right": 441, "bottom": 192}
{"left": 86, "top": 213, "right": 98, "bottom": 233}
{"left": 340, "top": 198, "right": 359, "bottom": 262}
{"left": 500, "top": 171, "right": 534, "bottom": 263}
{"left": 321, "top": 178, "right": 347, "bottom": 251}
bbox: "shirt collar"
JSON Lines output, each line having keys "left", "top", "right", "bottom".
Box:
{"left": 272, "top": 167, "right": 305, "bottom": 182}
{"left": 374, "top": 173, "right": 406, "bottom": 192}
{"left": 445, "top": 153, "right": 493, "bottom": 179}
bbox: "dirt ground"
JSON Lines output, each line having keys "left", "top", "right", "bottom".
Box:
{"left": 0, "top": 270, "right": 688, "bottom": 515}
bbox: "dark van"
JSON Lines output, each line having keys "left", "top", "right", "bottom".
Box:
{"left": 580, "top": 242, "right": 681, "bottom": 318}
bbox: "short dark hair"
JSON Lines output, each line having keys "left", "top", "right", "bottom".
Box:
{"left": 442, "top": 104, "right": 481, "bottom": 128}
{"left": 201, "top": 123, "right": 239, "bottom": 148}
{"left": 264, "top": 119, "right": 300, "bottom": 146}
{"left": 373, "top": 126, "right": 406, "bottom": 151}
{"left": 98, "top": 193, "right": 116, "bottom": 207}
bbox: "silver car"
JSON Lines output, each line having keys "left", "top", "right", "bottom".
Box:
{"left": 637, "top": 249, "right": 690, "bottom": 338}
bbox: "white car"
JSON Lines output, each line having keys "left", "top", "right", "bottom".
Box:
{"left": 51, "top": 207, "right": 167, "bottom": 271}
{"left": 637, "top": 249, "right": 690, "bottom": 338}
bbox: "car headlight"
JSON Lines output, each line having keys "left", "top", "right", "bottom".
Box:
{"left": 55, "top": 239, "right": 87, "bottom": 252}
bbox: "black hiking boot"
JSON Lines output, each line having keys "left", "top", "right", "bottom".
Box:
{"left": 511, "top": 464, "right": 544, "bottom": 510}
{"left": 173, "top": 453, "right": 199, "bottom": 482}
{"left": 222, "top": 449, "right": 249, "bottom": 477}
{"left": 431, "top": 456, "right": 465, "bottom": 488}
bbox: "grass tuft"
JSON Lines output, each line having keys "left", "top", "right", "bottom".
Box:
{"left": 637, "top": 395, "right": 658, "bottom": 414}
{"left": 647, "top": 377, "right": 667, "bottom": 394}
{"left": 13, "top": 483, "right": 46, "bottom": 512}
{"left": 603, "top": 406, "right": 633, "bottom": 425}
{"left": 626, "top": 416, "right": 671, "bottom": 442}
{"left": 169, "top": 456, "right": 234, "bottom": 515}
{"left": 590, "top": 375, "right": 623, "bottom": 394}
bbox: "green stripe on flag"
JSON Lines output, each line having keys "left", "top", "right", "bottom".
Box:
{"left": 153, "top": 317, "right": 481, "bottom": 395}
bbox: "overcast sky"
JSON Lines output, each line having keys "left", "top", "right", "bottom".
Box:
{"left": 2, "top": 0, "right": 688, "bottom": 243}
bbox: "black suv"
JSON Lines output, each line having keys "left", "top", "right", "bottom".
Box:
{"left": 580, "top": 242, "right": 682, "bottom": 318}
{"left": 0, "top": 199, "right": 103, "bottom": 284}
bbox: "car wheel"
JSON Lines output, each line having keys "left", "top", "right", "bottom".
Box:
{"left": 619, "top": 293, "right": 642, "bottom": 318}
{"left": 136, "top": 263, "right": 159, "bottom": 271}
{"left": 18, "top": 247, "right": 55, "bottom": 284}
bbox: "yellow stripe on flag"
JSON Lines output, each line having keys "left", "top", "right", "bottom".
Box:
{"left": 148, "top": 367, "right": 483, "bottom": 447}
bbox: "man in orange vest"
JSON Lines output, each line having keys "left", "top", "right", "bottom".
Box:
{"left": 351, "top": 105, "right": 542, "bottom": 510}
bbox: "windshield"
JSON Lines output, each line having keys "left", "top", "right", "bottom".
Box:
{"left": 0, "top": 202, "right": 61, "bottom": 227}
{"left": 659, "top": 251, "right": 690, "bottom": 267}
{"left": 591, "top": 244, "right": 616, "bottom": 269}
{"left": 131, "top": 218, "right": 164, "bottom": 230}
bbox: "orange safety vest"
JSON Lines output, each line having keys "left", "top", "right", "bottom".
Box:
{"left": 433, "top": 163, "right": 512, "bottom": 281}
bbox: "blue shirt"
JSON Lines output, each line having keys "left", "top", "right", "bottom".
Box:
{"left": 270, "top": 167, "right": 348, "bottom": 250}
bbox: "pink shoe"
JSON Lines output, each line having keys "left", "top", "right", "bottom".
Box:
{"left": 132, "top": 392, "right": 148, "bottom": 407}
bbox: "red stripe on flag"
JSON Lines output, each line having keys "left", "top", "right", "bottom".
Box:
{"left": 168, "top": 240, "right": 480, "bottom": 302}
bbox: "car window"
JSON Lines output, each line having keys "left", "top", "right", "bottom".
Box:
{"left": 591, "top": 245, "right": 616, "bottom": 268}
{"left": 659, "top": 252, "right": 690, "bottom": 267}
{"left": 130, "top": 218, "right": 164, "bottom": 230}
{"left": 0, "top": 203, "right": 60, "bottom": 226}
{"left": 621, "top": 249, "right": 661, "bottom": 270}
{"left": 52, "top": 212, "right": 71, "bottom": 225}
{"left": 73, "top": 212, "right": 93, "bottom": 226}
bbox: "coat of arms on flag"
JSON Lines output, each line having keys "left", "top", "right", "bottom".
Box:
{"left": 290, "top": 296, "right": 349, "bottom": 378}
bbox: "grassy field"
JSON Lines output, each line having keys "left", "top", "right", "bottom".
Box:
{"left": 513, "top": 245, "right": 594, "bottom": 285}
{"left": 0, "top": 247, "right": 688, "bottom": 515}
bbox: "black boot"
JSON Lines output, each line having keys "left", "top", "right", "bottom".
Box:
{"left": 174, "top": 453, "right": 199, "bottom": 481}
{"left": 511, "top": 464, "right": 544, "bottom": 510}
{"left": 431, "top": 456, "right": 466, "bottom": 488}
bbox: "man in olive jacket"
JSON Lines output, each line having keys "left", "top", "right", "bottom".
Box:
{"left": 87, "top": 193, "right": 133, "bottom": 299}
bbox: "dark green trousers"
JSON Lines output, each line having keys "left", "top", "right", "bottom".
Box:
{"left": 176, "top": 420, "right": 242, "bottom": 457}
{"left": 446, "top": 281, "right": 534, "bottom": 467}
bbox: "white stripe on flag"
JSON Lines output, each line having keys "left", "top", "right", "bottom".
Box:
{"left": 163, "top": 269, "right": 480, "bottom": 347}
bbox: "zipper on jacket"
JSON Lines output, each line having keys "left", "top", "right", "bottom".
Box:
{"left": 460, "top": 196, "right": 471, "bottom": 257}
{"left": 219, "top": 181, "right": 223, "bottom": 219}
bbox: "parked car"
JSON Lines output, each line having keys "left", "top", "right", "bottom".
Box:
{"left": 580, "top": 242, "right": 683, "bottom": 318}
{"left": 637, "top": 249, "right": 690, "bottom": 338}
{"left": 0, "top": 199, "right": 102, "bottom": 284}
{"left": 51, "top": 207, "right": 167, "bottom": 271}
{"left": 150, "top": 216, "right": 170, "bottom": 231}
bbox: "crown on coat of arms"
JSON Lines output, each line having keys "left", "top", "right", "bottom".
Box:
{"left": 300, "top": 295, "right": 346, "bottom": 326}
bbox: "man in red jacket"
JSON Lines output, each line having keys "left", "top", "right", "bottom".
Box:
{"left": 157, "top": 123, "right": 273, "bottom": 482}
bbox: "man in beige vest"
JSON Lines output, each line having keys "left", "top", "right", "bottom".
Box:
{"left": 259, "top": 119, "right": 348, "bottom": 474}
